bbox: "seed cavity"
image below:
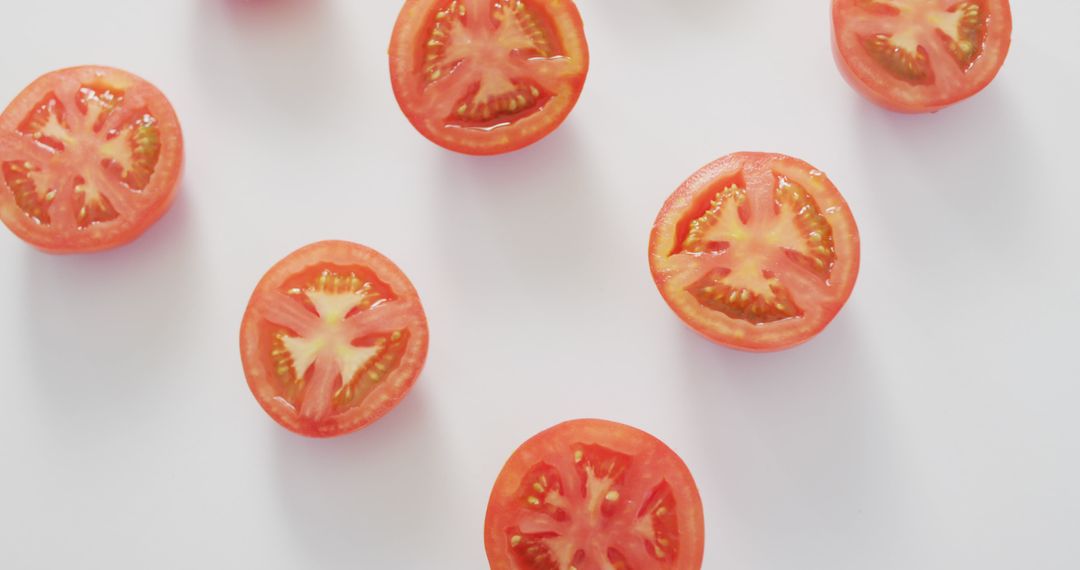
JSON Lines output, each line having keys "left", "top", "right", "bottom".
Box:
{"left": 18, "top": 93, "right": 70, "bottom": 152}
{"left": 681, "top": 184, "right": 747, "bottom": 254}
{"left": 774, "top": 177, "right": 836, "bottom": 281}
{"left": 944, "top": 2, "right": 987, "bottom": 69}
{"left": 862, "top": 33, "right": 934, "bottom": 84}
{"left": 73, "top": 175, "right": 119, "bottom": 228}
{"left": 423, "top": 0, "right": 469, "bottom": 84}
{"left": 100, "top": 111, "right": 161, "bottom": 191}
{"left": 688, "top": 268, "right": 804, "bottom": 324}
{"left": 505, "top": 528, "right": 561, "bottom": 570}
{"left": 77, "top": 84, "right": 125, "bottom": 133}
{"left": 637, "top": 481, "right": 680, "bottom": 562}
{"left": 492, "top": 1, "right": 555, "bottom": 58}
{"left": 450, "top": 80, "right": 547, "bottom": 125}
{"left": 572, "top": 443, "right": 632, "bottom": 521}
{"left": 607, "top": 547, "right": 632, "bottom": 569}
{"left": 516, "top": 463, "right": 568, "bottom": 522}
{"left": 334, "top": 329, "right": 409, "bottom": 404}
{"left": 2, "top": 161, "right": 56, "bottom": 224}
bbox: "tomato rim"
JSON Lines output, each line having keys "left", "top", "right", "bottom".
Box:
{"left": 831, "top": 0, "right": 1012, "bottom": 113}
{"left": 484, "top": 418, "right": 706, "bottom": 570}
{"left": 239, "top": 240, "right": 430, "bottom": 438}
{"left": 388, "top": 0, "right": 590, "bottom": 155}
{"left": 0, "top": 65, "right": 183, "bottom": 253}
{"left": 649, "top": 152, "right": 861, "bottom": 352}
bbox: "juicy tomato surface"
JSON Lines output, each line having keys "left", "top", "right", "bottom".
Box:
{"left": 239, "top": 241, "right": 429, "bottom": 438}
{"left": 832, "top": 0, "right": 1012, "bottom": 113}
{"left": 389, "top": 0, "right": 589, "bottom": 155}
{"left": 0, "top": 66, "right": 183, "bottom": 253}
{"left": 485, "top": 419, "right": 705, "bottom": 570}
{"left": 649, "top": 153, "right": 860, "bottom": 352}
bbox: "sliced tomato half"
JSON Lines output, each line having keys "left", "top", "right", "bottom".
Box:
{"left": 0, "top": 66, "right": 183, "bottom": 253}
{"left": 649, "top": 153, "right": 860, "bottom": 352}
{"left": 832, "top": 0, "right": 1012, "bottom": 112}
{"left": 239, "top": 241, "right": 429, "bottom": 438}
{"left": 485, "top": 419, "right": 705, "bottom": 570}
{"left": 389, "top": 0, "right": 589, "bottom": 155}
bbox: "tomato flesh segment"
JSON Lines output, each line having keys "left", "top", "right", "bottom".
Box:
{"left": 671, "top": 173, "right": 836, "bottom": 326}
{"left": 422, "top": 0, "right": 562, "bottom": 129}
{"left": 3, "top": 81, "right": 163, "bottom": 229}
{"left": 853, "top": 0, "right": 990, "bottom": 83}
{"left": 504, "top": 443, "right": 682, "bottom": 569}
{"left": 259, "top": 267, "right": 416, "bottom": 423}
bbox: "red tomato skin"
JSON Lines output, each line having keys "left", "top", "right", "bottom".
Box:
{"left": 0, "top": 66, "right": 184, "bottom": 254}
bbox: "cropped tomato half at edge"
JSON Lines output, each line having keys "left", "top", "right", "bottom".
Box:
{"left": 485, "top": 419, "right": 705, "bottom": 570}
{"left": 389, "top": 0, "right": 589, "bottom": 155}
{"left": 0, "top": 66, "right": 183, "bottom": 253}
{"left": 832, "top": 0, "right": 1012, "bottom": 113}
{"left": 649, "top": 152, "right": 860, "bottom": 352}
{"left": 239, "top": 241, "right": 429, "bottom": 438}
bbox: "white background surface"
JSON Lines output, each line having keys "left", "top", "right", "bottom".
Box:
{"left": 1, "top": 0, "right": 1077, "bottom": 568}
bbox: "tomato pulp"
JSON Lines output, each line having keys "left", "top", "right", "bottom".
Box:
{"left": 389, "top": 0, "right": 589, "bottom": 155}
{"left": 485, "top": 419, "right": 705, "bottom": 570}
{"left": 0, "top": 66, "right": 183, "bottom": 253}
{"left": 832, "top": 0, "right": 1012, "bottom": 112}
{"left": 239, "top": 241, "right": 429, "bottom": 438}
{"left": 649, "top": 153, "right": 860, "bottom": 352}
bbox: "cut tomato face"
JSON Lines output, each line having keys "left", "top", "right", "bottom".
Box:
{"left": 389, "top": 0, "right": 589, "bottom": 155}
{"left": 485, "top": 419, "right": 705, "bottom": 570}
{"left": 239, "top": 241, "right": 429, "bottom": 438}
{"left": 649, "top": 153, "right": 860, "bottom": 352}
{"left": 0, "top": 66, "right": 183, "bottom": 253}
{"left": 832, "top": 0, "right": 1012, "bottom": 113}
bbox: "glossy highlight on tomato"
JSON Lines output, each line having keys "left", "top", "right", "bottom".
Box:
{"left": 0, "top": 66, "right": 183, "bottom": 253}
{"left": 485, "top": 419, "right": 705, "bottom": 570}
{"left": 239, "top": 241, "right": 429, "bottom": 438}
{"left": 389, "top": 0, "right": 589, "bottom": 155}
{"left": 649, "top": 153, "right": 860, "bottom": 352}
{"left": 832, "top": 0, "right": 1012, "bottom": 113}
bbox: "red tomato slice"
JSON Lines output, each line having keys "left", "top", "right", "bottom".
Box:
{"left": 649, "top": 153, "right": 860, "bottom": 352}
{"left": 239, "top": 241, "right": 429, "bottom": 438}
{"left": 0, "top": 66, "right": 183, "bottom": 253}
{"left": 389, "top": 0, "right": 589, "bottom": 155}
{"left": 485, "top": 419, "right": 705, "bottom": 570}
{"left": 832, "top": 0, "right": 1012, "bottom": 113}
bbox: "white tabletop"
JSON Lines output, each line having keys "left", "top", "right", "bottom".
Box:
{"left": 1, "top": 1, "right": 1077, "bottom": 568}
